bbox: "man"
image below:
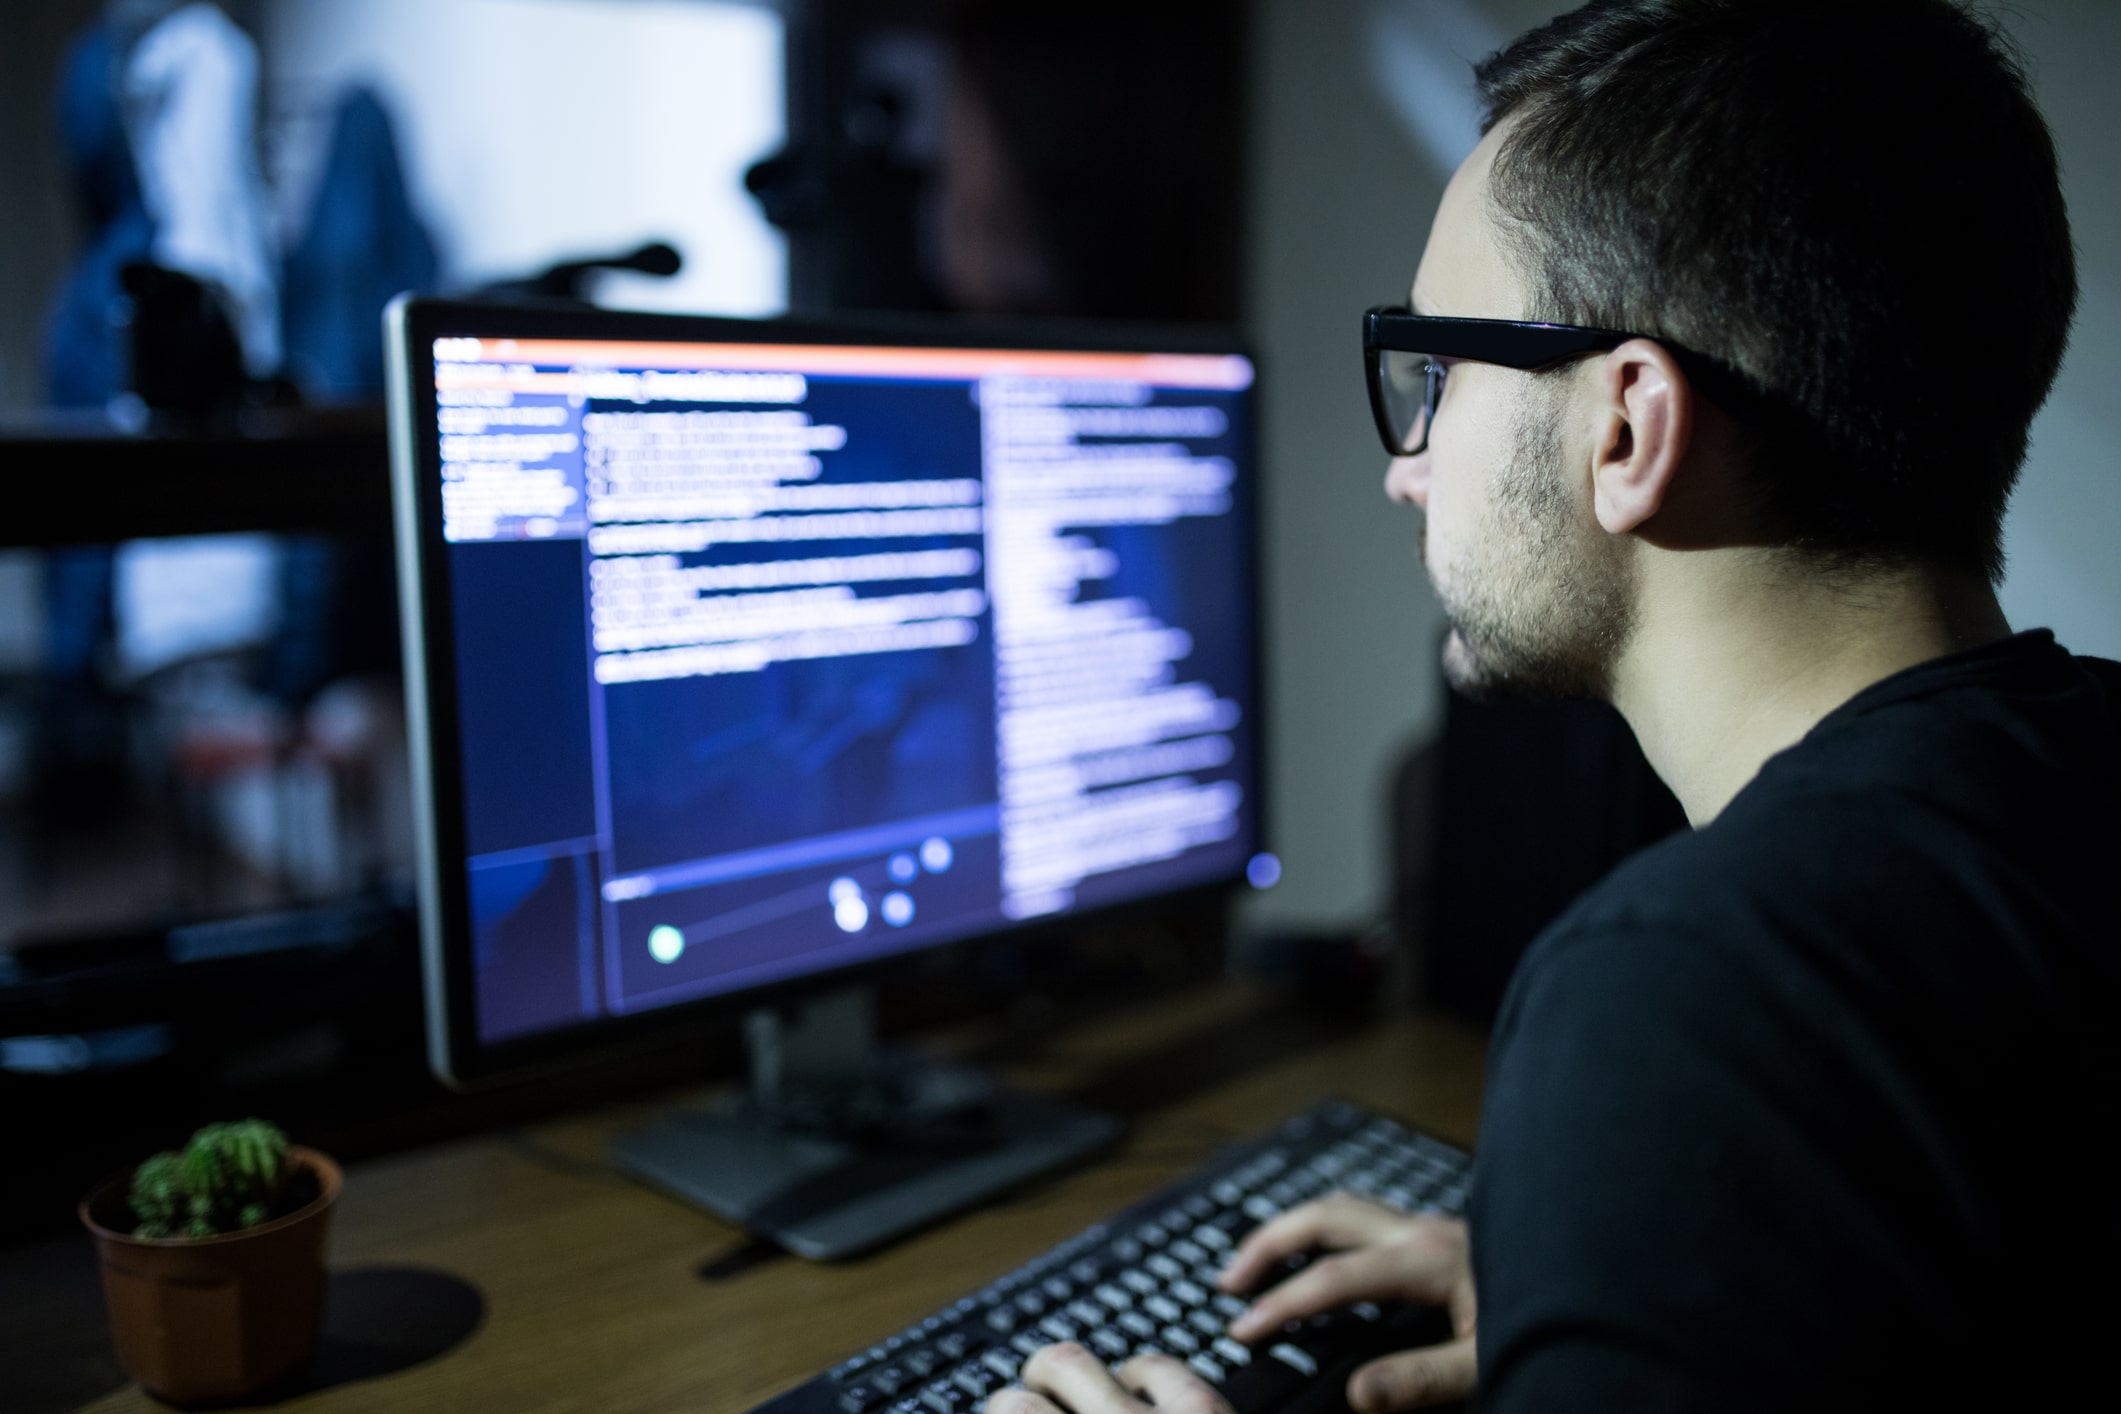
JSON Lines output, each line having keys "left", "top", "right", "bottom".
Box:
{"left": 985, "top": 1, "right": 2117, "bottom": 1410}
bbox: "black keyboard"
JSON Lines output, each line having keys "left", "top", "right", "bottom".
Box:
{"left": 750, "top": 1099, "right": 1475, "bottom": 1414}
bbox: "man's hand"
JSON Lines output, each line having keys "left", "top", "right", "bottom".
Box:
{"left": 984, "top": 1344, "right": 1232, "bottom": 1414}
{"left": 1218, "top": 1193, "right": 1476, "bottom": 1411}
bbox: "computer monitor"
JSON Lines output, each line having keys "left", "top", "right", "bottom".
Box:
{"left": 386, "top": 297, "right": 1264, "bottom": 1254}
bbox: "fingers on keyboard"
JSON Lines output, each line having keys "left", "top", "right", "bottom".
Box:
{"left": 1022, "top": 1342, "right": 1135, "bottom": 1413}
{"left": 1228, "top": 1248, "right": 1410, "bottom": 1341}
{"left": 1219, "top": 1193, "right": 1407, "bottom": 1293}
{"left": 1117, "top": 1352, "right": 1233, "bottom": 1414}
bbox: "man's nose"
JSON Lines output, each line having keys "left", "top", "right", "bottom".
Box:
{"left": 1384, "top": 452, "right": 1430, "bottom": 508}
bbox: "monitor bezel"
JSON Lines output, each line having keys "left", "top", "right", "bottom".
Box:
{"left": 387, "top": 295, "right": 1268, "bottom": 1089}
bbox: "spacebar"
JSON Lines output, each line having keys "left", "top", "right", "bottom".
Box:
{"left": 1218, "top": 1347, "right": 1316, "bottom": 1414}
{"left": 1214, "top": 1305, "right": 1458, "bottom": 1414}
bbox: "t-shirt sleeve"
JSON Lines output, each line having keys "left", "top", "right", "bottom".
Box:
{"left": 1469, "top": 923, "right": 1943, "bottom": 1414}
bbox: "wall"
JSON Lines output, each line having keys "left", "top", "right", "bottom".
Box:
{"left": 1240, "top": 0, "right": 1564, "bottom": 935}
{"left": 1242, "top": 0, "right": 2121, "bottom": 935}
{"left": 1987, "top": 0, "right": 2121, "bottom": 662}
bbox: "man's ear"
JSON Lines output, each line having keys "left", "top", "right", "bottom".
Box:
{"left": 1590, "top": 338, "right": 1693, "bottom": 535}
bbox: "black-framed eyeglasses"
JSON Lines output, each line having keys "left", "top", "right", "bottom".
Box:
{"left": 1363, "top": 305, "right": 1739, "bottom": 458}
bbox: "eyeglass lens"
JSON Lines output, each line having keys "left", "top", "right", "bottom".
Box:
{"left": 1378, "top": 349, "right": 1442, "bottom": 455}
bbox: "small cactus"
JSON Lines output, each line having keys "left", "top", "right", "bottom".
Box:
{"left": 128, "top": 1119, "right": 292, "bottom": 1240}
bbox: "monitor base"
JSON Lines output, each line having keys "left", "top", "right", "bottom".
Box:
{"left": 612, "top": 1081, "right": 1120, "bottom": 1261}
{"left": 610, "top": 989, "right": 1121, "bottom": 1260}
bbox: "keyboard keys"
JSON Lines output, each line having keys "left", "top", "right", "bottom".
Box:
{"left": 794, "top": 1104, "right": 1473, "bottom": 1414}
{"left": 919, "top": 1380, "right": 969, "bottom": 1414}
{"left": 1188, "top": 1355, "right": 1225, "bottom": 1384}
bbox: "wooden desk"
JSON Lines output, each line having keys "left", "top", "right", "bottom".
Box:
{"left": 51, "top": 984, "right": 1486, "bottom": 1414}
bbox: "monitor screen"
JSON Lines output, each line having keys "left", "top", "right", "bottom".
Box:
{"left": 391, "top": 302, "right": 1261, "bottom": 1076}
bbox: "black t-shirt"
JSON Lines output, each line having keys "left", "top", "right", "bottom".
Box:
{"left": 1471, "top": 631, "right": 2121, "bottom": 1412}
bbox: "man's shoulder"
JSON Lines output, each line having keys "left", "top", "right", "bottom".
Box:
{"left": 1554, "top": 636, "right": 2121, "bottom": 948}
{"left": 1506, "top": 635, "right": 2121, "bottom": 1067}
{"left": 1473, "top": 640, "right": 2121, "bottom": 1414}
{"left": 1530, "top": 787, "right": 1880, "bottom": 966}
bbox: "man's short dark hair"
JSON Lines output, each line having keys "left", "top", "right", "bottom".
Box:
{"left": 1474, "top": 0, "right": 2077, "bottom": 583}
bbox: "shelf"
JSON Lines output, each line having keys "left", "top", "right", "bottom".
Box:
{"left": 1, "top": 408, "right": 393, "bottom": 547}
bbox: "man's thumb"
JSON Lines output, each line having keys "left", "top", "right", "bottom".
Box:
{"left": 1346, "top": 1338, "right": 1477, "bottom": 1412}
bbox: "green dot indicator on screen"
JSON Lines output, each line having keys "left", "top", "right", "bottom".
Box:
{"left": 647, "top": 925, "right": 685, "bottom": 964}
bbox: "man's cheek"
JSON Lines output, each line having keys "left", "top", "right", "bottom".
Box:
{"left": 1419, "top": 484, "right": 1460, "bottom": 578}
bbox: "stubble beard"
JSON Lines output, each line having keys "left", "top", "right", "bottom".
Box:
{"left": 1425, "top": 388, "right": 1635, "bottom": 702}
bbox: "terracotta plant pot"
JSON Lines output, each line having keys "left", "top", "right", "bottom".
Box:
{"left": 79, "top": 1146, "right": 342, "bottom": 1406}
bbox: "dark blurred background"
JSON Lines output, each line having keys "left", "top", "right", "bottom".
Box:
{"left": 1, "top": 0, "right": 2115, "bottom": 1244}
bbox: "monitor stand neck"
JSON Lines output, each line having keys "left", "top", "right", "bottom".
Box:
{"left": 610, "top": 984, "right": 1120, "bottom": 1260}
{"left": 744, "top": 988, "right": 879, "bottom": 1121}
{"left": 738, "top": 987, "right": 997, "bottom": 1149}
